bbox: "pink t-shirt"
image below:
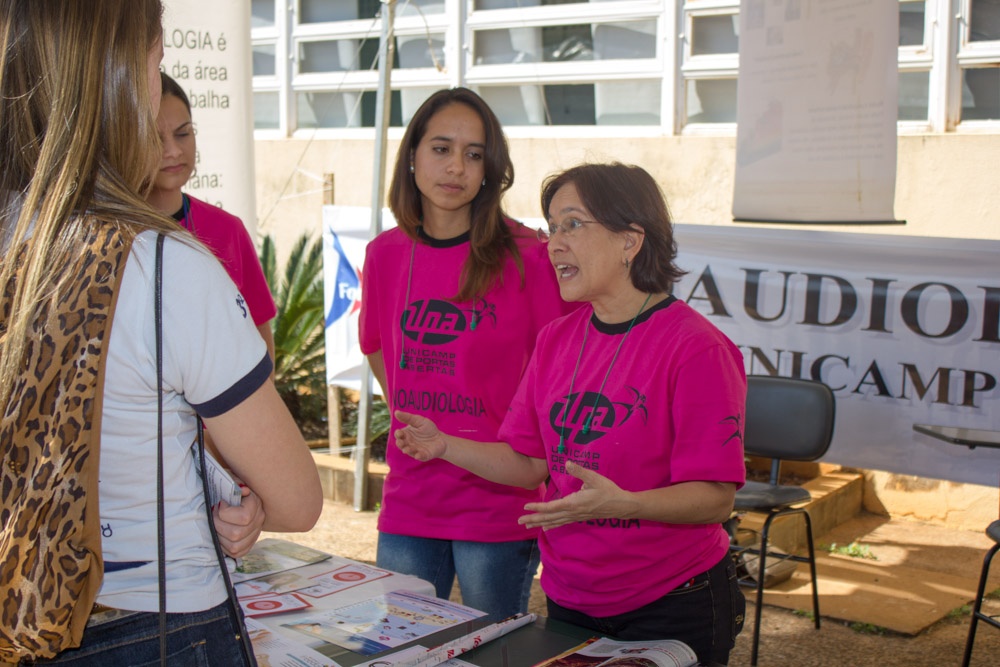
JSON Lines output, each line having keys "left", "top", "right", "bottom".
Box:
{"left": 180, "top": 195, "right": 277, "bottom": 327}
{"left": 499, "top": 297, "right": 747, "bottom": 616}
{"left": 360, "top": 222, "right": 574, "bottom": 542}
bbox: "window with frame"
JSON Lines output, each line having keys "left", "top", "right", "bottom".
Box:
{"left": 250, "top": 0, "right": 1000, "bottom": 133}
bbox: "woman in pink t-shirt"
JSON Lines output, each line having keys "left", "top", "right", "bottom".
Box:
{"left": 393, "top": 163, "right": 748, "bottom": 665}
{"left": 359, "top": 88, "right": 571, "bottom": 622}
{"left": 147, "top": 72, "right": 278, "bottom": 559}
{"left": 147, "top": 72, "right": 277, "bottom": 365}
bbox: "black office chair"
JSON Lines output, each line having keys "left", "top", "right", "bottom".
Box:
{"left": 962, "top": 519, "right": 1000, "bottom": 667}
{"left": 728, "top": 375, "right": 835, "bottom": 666}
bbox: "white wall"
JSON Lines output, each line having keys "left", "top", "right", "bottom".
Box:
{"left": 253, "top": 133, "right": 1000, "bottom": 249}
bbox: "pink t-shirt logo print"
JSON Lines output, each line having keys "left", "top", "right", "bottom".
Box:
{"left": 550, "top": 390, "right": 619, "bottom": 446}
{"left": 400, "top": 299, "right": 468, "bottom": 345}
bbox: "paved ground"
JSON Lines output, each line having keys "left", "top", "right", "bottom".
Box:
{"left": 266, "top": 499, "right": 1000, "bottom": 666}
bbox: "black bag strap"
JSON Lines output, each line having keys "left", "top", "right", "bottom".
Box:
{"left": 154, "top": 233, "right": 258, "bottom": 666}
{"left": 154, "top": 233, "right": 167, "bottom": 665}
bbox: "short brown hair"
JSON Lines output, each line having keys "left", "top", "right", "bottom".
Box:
{"left": 540, "top": 162, "right": 685, "bottom": 292}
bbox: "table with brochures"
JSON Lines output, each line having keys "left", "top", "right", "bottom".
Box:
{"left": 235, "top": 539, "right": 699, "bottom": 667}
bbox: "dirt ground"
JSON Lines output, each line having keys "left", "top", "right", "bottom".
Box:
{"left": 267, "top": 499, "right": 1000, "bottom": 667}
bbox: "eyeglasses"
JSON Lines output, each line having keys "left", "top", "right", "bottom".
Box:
{"left": 536, "top": 218, "right": 596, "bottom": 243}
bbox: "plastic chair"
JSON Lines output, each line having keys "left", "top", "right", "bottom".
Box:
{"left": 961, "top": 519, "right": 1000, "bottom": 667}
{"left": 728, "top": 375, "right": 835, "bottom": 666}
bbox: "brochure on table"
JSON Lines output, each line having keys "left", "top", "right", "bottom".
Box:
{"left": 233, "top": 539, "right": 440, "bottom": 665}
{"left": 534, "top": 637, "right": 698, "bottom": 667}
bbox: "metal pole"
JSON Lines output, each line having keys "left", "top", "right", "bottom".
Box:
{"left": 355, "top": 0, "right": 395, "bottom": 512}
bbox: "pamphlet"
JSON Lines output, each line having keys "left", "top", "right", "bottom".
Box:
{"left": 298, "top": 562, "right": 392, "bottom": 598}
{"left": 239, "top": 592, "right": 314, "bottom": 618}
{"left": 281, "top": 590, "right": 486, "bottom": 656}
{"left": 245, "top": 617, "right": 337, "bottom": 666}
{"left": 193, "top": 445, "right": 242, "bottom": 508}
{"left": 533, "top": 637, "right": 698, "bottom": 667}
{"left": 366, "top": 644, "right": 475, "bottom": 667}
{"left": 232, "top": 538, "right": 333, "bottom": 584}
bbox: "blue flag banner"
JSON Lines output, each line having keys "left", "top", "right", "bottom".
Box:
{"left": 322, "top": 206, "right": 395, "bottom": 390}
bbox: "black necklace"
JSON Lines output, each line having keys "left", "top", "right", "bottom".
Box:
{"left": 557, "top": 292, "right": 653, "bottom": 454}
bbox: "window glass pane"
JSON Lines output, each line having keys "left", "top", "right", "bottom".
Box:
{"left": 685, "top": 79, "right": 737, "bottom": 123}
{"left": 397, "top": 1, "right": 445, "bottom": 17}
{"left": 970, "top": 0, "right": 1000, "bottom": 42}
{"left": 475, "top": 85, "right": 549, "bottom": 124}
{"left": 253, "top": 43, "right": 276, "bottom": 77}
{"left": 398, "top": 87, "right": 443, "bottom": 125}
{"left": 593, "top": 21, "right": 657, "bottom": 59}
{"left": 251, "top": 0, "right": 275, "bottom": 29}
{"left": 475, "top": 84, "right": 596, "bottom": 125}
{"left": 961, "top": 68, "right": 1000, "bottom": 120}
{"left": 594, "top": 81, "right": 660, "bottom": 125}
{"left": 300, "top": 41, "right": 362, "bottom": 73}
{"left": 396, "top": 33, "right": 446, "bottom": 69}
{"left": 898, "top": 70, "right": 929, "bottom": 120}
{"left": 899, "top": 2, "right": 925, "bottom": 46}
{"left": 295, "top": 91, "right": 403, "bottom": 128}
{"left": 542, "top": 84, "right": 595, "bottom": 124}
{"left": 475, "top": 80, "right": 658, "bottom": 126}
{"left": 474, "top": 21, "right": 654, "bottom": 64}
{"left": 298, "top": 2, "right": 362, "bottom": 23}
{"left": 297, "top": 91, "right": 365, "bottom": 127}
{"left": 691, "top": 14, "right": 739, "bottom": 55}
{"left": 253, "top": 92, "right": 279, "bottom": 129}
{"left": 475, "top": 27, "right": 545, "bottom": 64}
{"left": 475, "top": 0, "right": 606, "bottom": 7}
{"left": 297, "top": 36, "right": 440, "bottom": 74}
{"left": 298, "top": 0, "right": 440, "bottom": 21}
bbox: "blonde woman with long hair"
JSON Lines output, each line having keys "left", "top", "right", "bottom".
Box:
{"left": 0, "top": 1, "right": 321, "bottom": 663}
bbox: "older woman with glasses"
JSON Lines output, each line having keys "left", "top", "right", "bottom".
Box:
{"left": 394, "top": 162, "right": 747, "bottom": 666}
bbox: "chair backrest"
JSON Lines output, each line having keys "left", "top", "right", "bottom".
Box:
{"left": 744, "top": 375, "right": 836, "bottom": 464}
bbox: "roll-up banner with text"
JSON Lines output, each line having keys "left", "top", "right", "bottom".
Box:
{"left": 324, "top": 206, "right": 1000, "bottom": 486}
{"left": 161, "top": 1, "right": 257, "bottom": 231}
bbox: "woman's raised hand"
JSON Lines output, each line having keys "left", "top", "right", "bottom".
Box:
{"left": 394, "top": 410, "right": 448, "bottom": 461}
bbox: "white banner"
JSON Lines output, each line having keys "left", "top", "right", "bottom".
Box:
{"left": 322, "top": 206, "right": 395, "bottom": 390}
{"left": 161, "top": 1, "right": 257, "bottom": 231}
{"left": 673, "top": 224, "right": 1000, "bottom": 486}
{"left": 733, "top": 0, "right": 899, "bottom": 223}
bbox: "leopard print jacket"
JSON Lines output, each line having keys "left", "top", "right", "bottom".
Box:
{"left": 0, "top": 224, "right": 133, "bottom": 663}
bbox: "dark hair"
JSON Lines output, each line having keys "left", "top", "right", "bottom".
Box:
{"left": 540, "top": 162, "right": 685, "bottom": 293}
{"left": 387, "top": 87, "right": 521, "bottom": 301}
{"left": 160, "top": 71, "right": 191, "bottom": 114}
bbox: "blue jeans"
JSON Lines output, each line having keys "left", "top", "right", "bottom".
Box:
{"left": 376, "top": 532, "right": 539, "bottom": 622}
{"left": 546, "top": 554, "right": 745, "bottom": 666}
{"left": 30, "top": 601, "right": 253, "bottom": 666}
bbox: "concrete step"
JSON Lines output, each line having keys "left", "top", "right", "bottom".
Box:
{"left": 311, "top": 450, "right": 388, "bottom": 509}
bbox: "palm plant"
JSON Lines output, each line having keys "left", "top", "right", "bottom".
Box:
{"left": 260, "top": 232, "right": 392, "bottom": 455}
{"left": 260, "top": 233, "right": 327, "bottom": 428}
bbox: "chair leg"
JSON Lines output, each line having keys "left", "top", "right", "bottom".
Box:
{"left": 750, "top": 514, "right": 776, "bottom": 667}
{"left": 801, "top": 510, "right": 821, "bottom": 629}
{"left": 749, "top": 509, "right": 820, "bottom": 666}
{"left": 962, "top": 542, "right": 1000, "bottom": 667}
{"left": 750, "top": 516, "right": 771, "bottom": 667}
